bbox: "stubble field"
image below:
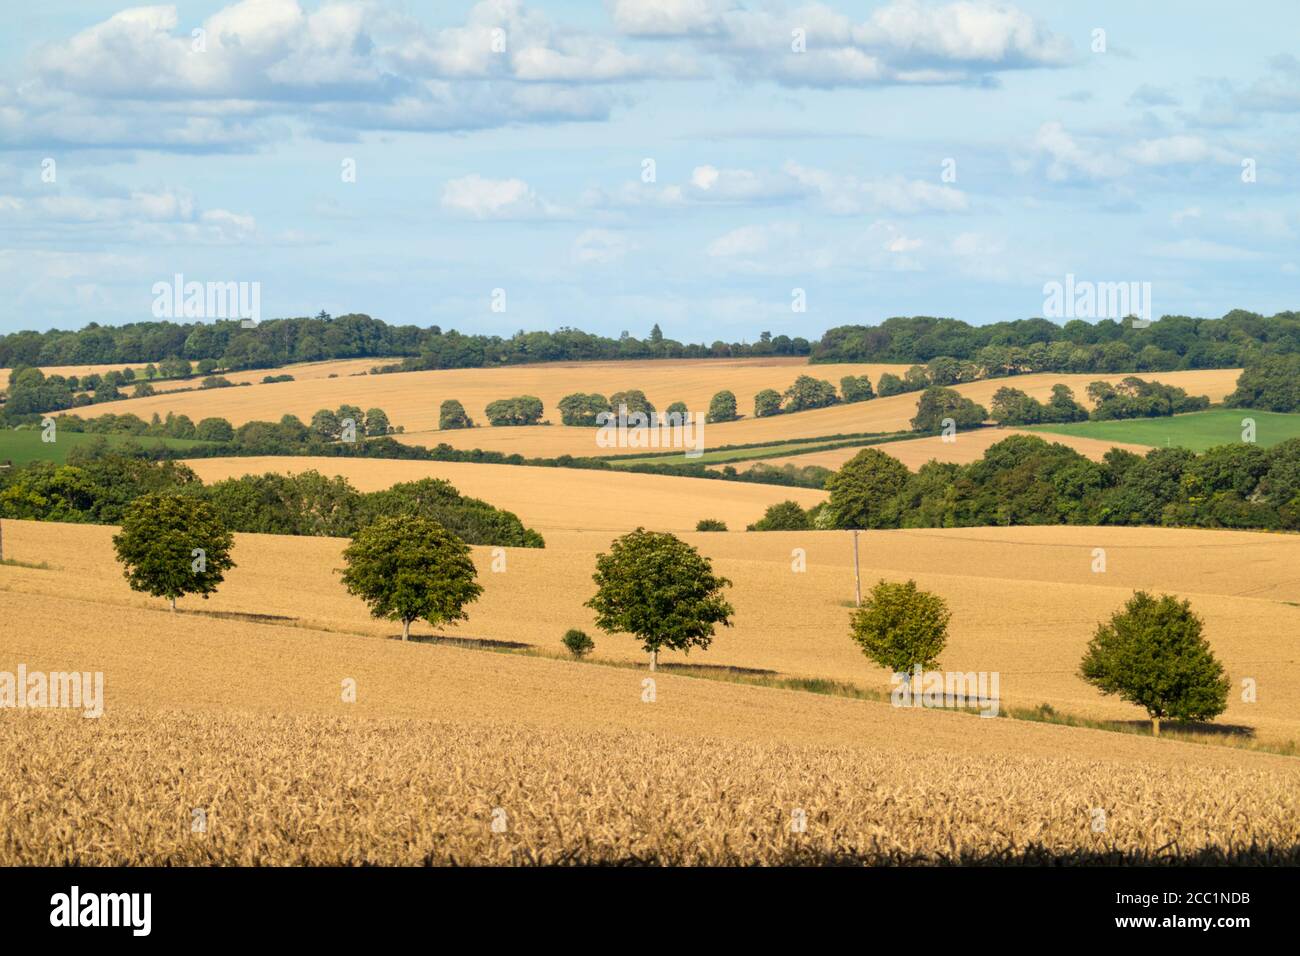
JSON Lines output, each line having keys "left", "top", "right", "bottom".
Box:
{"left": 2, "top": 575, "right": 1298, "bottom": 865}
{"left": 82, "top": 362, "right": 1241, "bottom": 459}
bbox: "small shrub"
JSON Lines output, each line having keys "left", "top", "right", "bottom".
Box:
{"left": 562, "top": 628, "right": 595, "bottom": 659}
{"left": 695, "top": 518, "right": 728, "bottom": 531}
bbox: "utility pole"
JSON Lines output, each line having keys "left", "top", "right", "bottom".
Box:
{"left": 852, "top": 529, "right": 861, "bottom": 607}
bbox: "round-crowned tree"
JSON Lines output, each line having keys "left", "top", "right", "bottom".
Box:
{"left": 562, "top": 628, "right": 595, "bottom": 659}
{"left": 706, "top": 390, "right": 738, "bottom": 424}
{"left": 850, "top": 579, "right": 949, "bottom": 690}
{"left": 586, "top": 528, "right": 734, "bottom": 670}
{"left": 112, "top": 493, "right": 236, "bottom": 611}
{"left": 340, "top": 516, "right": 483, "bottom": 640}
{"left": 439, "top": 399, "right": 474, "bottom": 430}
{"left": 825, "top": 447, "right": 911, "bottom": 529}
{"left": 1080, "top": 591, "right": 1230, "bottom": 736}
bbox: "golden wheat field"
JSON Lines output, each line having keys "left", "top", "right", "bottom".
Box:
{"left": 85, "top": 363, "right": 1240, "bottom": 458}
{"left": 740, "top": 428, "right": 1153, "bottom": 472}
{"left": 184, "top": 455, "right": 827, "bottom": 532}
{"left": 3, "top": 519, "right": 1298, "bottom": 747}
{"left": 1, "top": 575, "right": 1298, "bottom": 865}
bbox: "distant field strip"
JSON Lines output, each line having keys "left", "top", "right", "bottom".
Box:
{"left": 1029, "top": 408, "right": 1300, "bottom": 452}
{"left": 0, "top": 429, "right": 214, "bottom": 465}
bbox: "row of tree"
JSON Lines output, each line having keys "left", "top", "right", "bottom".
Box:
{"left": 988, "top": 377, "right": 1210, "bottom": 426}
{"left": 747, "top": 434, "right": 1300, "bottom": 532}
{"left": 851, "top": 578, "right": 1229, "bottom": 735}
{"left": 811, "top": 311, "right": 1300, "bottom": 369}
{"left": 0, "top": 315, "right": 815, "bottom": 372}
{"left": 0, "top": 453, "right": 543, "bottom": 547}
{"left": 108, "top": 494, "right": 1231, "bottom": 737}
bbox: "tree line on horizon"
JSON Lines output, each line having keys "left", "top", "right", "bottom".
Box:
{"left": 4, "top": 309, "right": 1300, "bottom": 376}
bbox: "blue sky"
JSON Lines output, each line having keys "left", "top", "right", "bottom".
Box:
{"left": 1, "top": 0, "right": 1297, "bottom": 341}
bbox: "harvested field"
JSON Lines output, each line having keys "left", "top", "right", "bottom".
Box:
{"left": 79, "top": 365, "right": 1239, "bottom": 459}
{"left": 3, "top": 519, "right": 1298, "bottom": 747}
{"left": 183, "top": 456, "right": 826, "bottom": 532}
{"left": 737, "top": 427, "right": 1152, "bottom": 472}
{"left": 1, "top": 581, "right": 1297, "bottom": 865}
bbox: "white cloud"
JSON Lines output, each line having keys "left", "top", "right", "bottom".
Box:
{"left": 573, "top": 228, "right": 632, "bottom": 263}
{"left": 612, "top": 0, "right": 1072, "bottom": 88}
{"left": 441, "top": 174, "right": 564, "bottom": 219}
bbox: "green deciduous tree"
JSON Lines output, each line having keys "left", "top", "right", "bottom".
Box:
{"left": 825, "top": 448, "right": 912, "bottom": 529}
{"left": 586, "top": 528, "right": 733, "bottom": 670}
{"left": 558, "top": 392, "right": 611, "bottom": 426}
{"left": 782, "top": 374, "right": 839, "bottom": 412}
{"left": 850, "top": 579, "right": 950, "bottom": 686}
{"left": 910, "top": 386, "right": 988, "bottom": 432}
{"left": 705, "top": 390, "right": 738, "bottom": 423}
{"left": 840, "top": 374, "right": 874, "bottom": 403}
{"left": 1080, "top": 591, "right": 1230, "bottom": 736}
{"left": 340, "top": 516, "right": 483, "bottom": 641}
{"left": 562, "top": 628, "right": 595, "bottom": 658}
{"left": 111, "top": 493, "right": 236, "bottom": 611}
{"left": 484, "top": 395, "right": 544, "bottom": 426}
{"left": 439, "top": 399, "right": 474, "bottom": 430}
{"left": 753, "top": 388, "right": 782, "bottom": 418}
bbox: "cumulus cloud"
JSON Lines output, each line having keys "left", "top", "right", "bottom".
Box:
{"left": 441, "top": 174, "right": 565, "bottom": 219}
{"left": 610, "top": 0, "right": 1072, "bottom": 88}
{"left": 1, "top": 0, "right": 701, "bottom": 151}
{"left": 586, "top": 161, "right": 966, "bottom": 214}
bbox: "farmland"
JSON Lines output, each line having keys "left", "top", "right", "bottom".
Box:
{"left": 77, "top": 364, "right": 1242, "bottom": 459}
{"left": 1030, "top": 407, "right": 1300, "bottom": 452}
{"left": 0, "top": 428, "right": 214, "bottom": 465}
{"left": 3, "top": 518, "right": 1298, "bottom": 748}
{"left": 2, "top": 519, "right": 1298, "bottom": 865}
{"left": 733, "top": 427, "right": 1153, "bottom": 472}
{"left": 184, "top": 456, "right": 827, "bottom": 533}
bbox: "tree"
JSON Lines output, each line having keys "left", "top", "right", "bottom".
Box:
{"left": 340, "top": 516, "right": 483, "bottom": 641}
{"left": 876, "top": 372, "right": 905, "bottom": 397}
{"left": 111, "top": 494, "right": 235, "bottom": 611}
{"left": 558, "top": 392, "right": 611, "bottom": 426}
{"left": 586, "top": 528, "right": 734, "bottom": 670}
{"left": 311, "top": 408, "right": 341, "bottom": 441}
{"left": 695, "top": 518, "right": 727, "bottom": 531}
{"left": 825, "top": 448, "right": 911, "bottom": 529}
{"left": 485, "top": 395, "right": 544, "bottom": 426}
{"left": 990, "top": 386, "right": 1042, "bottom": 425}
{"left": 1226, "top": 356, "right": 1300, "bottom": 412}
{"left": 850, "top": 579, "right": 950, "bottom": 689}
{"left": 195, "top": 417, "right": 235, "bottom": 442}
{"left": 1080, "top": 591, "right": 1230, "bottom": 736}
{"left": 746, "top": 500, "right": 810, "bottom": 531}
{"left": 364, "top": 407, "right": 391, "bottom": 436}
{"left": 910, "top": 386, "right": 987, "bottom": 432}
{"left": 706, "top": 390, "right": 738, "bottom": 423}
{"left": 664, "top": 400, "right": 689, "bottom": 422}
{"left": 840, "top": 374, "right": 874, "bottom": 403}
{"left": 753, "top": 388, "right": 782, "bottom": 418}
{"left": 782, "top": 374, "right": 839, "bottom": 412}
{"left": 439, "top": 399, "right": 474, "bottom": 430}
{"left": 562, "top": 628, "right": 595, "bottom": 659}
{"left": 609, "top": 389, "right": 655, "bottom": 419}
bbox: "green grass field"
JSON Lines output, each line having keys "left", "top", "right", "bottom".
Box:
{"left": 0, "top": 429, "right": 215, "bottom": 466}
{"left": 1029, "top": 407, "right": 1300, "bottom": 452}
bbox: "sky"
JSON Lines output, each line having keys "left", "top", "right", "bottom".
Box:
{"left": 1, "top": 0, "right": 1297, "bottom": 342}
